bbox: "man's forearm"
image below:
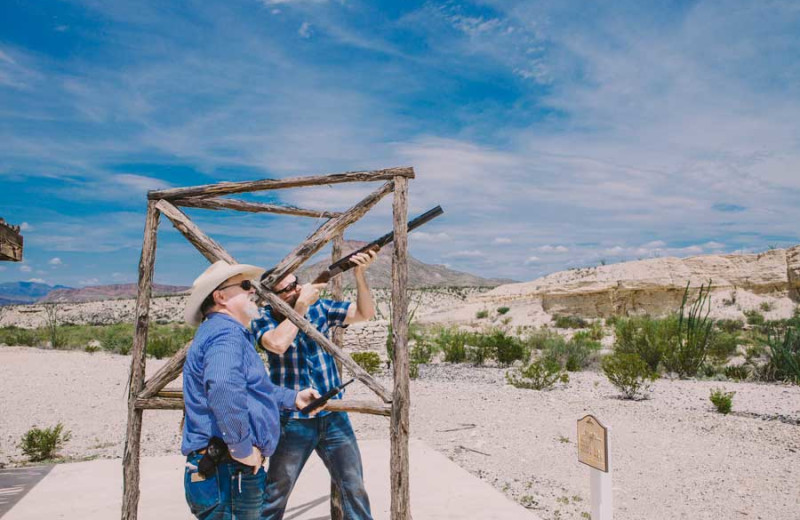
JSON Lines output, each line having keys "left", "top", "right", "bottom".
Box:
{"left": 353, "top": 270, "right": 375, "bottom": 321}
{"left": 260, "top": 303, "right": 309, "bottom": 352}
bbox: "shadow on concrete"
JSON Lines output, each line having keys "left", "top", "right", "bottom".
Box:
{"left": 0, "top": 465, "right": 54, "bottom": 518}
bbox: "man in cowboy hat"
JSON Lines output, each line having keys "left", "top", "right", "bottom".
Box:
{"left": 253, "top": 250, "right": 378, "bottom": 520}
{"left": 181, "top": 260, "right": 320, "bottom": 520}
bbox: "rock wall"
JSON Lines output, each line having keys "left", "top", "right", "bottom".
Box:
{"left": 476, "top": 246, "right": 800, "bottom": 318}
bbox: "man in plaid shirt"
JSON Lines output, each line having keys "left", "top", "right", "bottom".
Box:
{"left": 252, "top": 250, "right": 378, "bottom": 520}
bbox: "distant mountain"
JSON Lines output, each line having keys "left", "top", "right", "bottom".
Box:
{"left": 0, "top": 281, "right": 71, "bottom": 306}
{"left": 295, "top": 240, "right": 514, "bottom": 289}
{"left": 39, "top": 283, "right": 190, "bottom": 303}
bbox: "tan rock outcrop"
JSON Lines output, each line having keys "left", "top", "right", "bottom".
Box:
{"left": 475, "top": 246, "right": 800, "bottom": 318}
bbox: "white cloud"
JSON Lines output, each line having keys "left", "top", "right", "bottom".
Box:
{"left": 48, "top": 257, "right": 63, "bottom": 265}
{"left": 525, "top": 256, "right": 540, "bottom": 264}
{"left": 27, "top": 278, "right": 46, "bottom": 284}
{"left": 298, "top": 22, "right": 313, "bottom": 39}
{"left": 444, "top": 249, "right": 485, "bottom": 259}
{"left": 79, "top": 278, "right": 100, "bottom": 286}
{"left": 19, "top": 265, "right": 32, "bottom": 272}
{"left": 20, "top": 222, "right": 33, "bottom": 231}
{"left": 410, "top": 231, "right": 450, "bottom": 242}
{"left": 704, "top": 241, "right": 726, "bottom": 250}
{"left": 641, "top": 241, "right": 666, "bottom": 249}
{"left": 537, "top": 245, "right": 569, "bottom": 253}
{"left": 494, "top": 237, "right": 512, "bottom": 244}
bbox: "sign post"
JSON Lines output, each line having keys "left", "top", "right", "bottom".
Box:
{"left": 577, "top": 415, "right": 612, "bottom": 520}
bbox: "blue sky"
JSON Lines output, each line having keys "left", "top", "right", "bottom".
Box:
{"left": 2, "top": 0, "right": 799, "bottom": 287}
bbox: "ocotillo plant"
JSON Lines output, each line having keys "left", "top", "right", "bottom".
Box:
{"left": 663, "top": 280, "right": 714, "bottom": 378}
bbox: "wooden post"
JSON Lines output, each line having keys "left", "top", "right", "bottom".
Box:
{"left": 122, "top": 201, "right": 160, "bottom": 520}
{"left": 330, "top": 233, "right": 345, "bottom": 520}
{"left": 390, "top": 176, "right": 410, "bottom": 520}
{"left": 173, "top": 197, "right": 341, "bottom": 219}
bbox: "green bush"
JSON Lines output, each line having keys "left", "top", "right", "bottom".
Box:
{"left": 430, "top": 326, "right": 474, "bottom": 363}
{"left": 723, "top": 364, "right": 750, "bottom": 381}
{"left": 472, "top": 329, "right": 528, "bottom": 367}
{"left": 497, "top": 306, "right": 510, "bottom": 315}
{"left": 602, "top": 352, "right": 657, "bottom": 399}
{"left": 19, "top": 423, "right": 72, "bottom": 462}
{"left": 545, "top": 332, "right": 600, "bottom": 371}
{"left": 521, "top": 329, "right": 561, "bottom": 352}
{"left": 614, "top": 315, "right": 676, "bottom": 373}
{"left": 410, "top": 340, "right": 434, "bottom": 365}
{"left": 744, "top": 310, "right": 765, "bottom": 326}
{"left": 476, "top": 310, "right": 489, "bottom": 319}
{"left": 351, "top": 351, "right": 382, "bottom": 375}
{"left": 553, "top": 315, "right": 589, "bottom": 329}
{"left": 716, "top": 319, "right": 744, "bottom": 333}
{"left": 409, "top": 362, "right": 419, "bottom": 380}
{"left": 759, "top": 301, "right": 774, "bottom": 313}
{"left": 708, "top": 332, "right": 740, "bottom": 363}
{"left": 662, "top": 282, "right": 714, "bottom": 378}
{"left": 0, "top": 326, "right": 40, "bottom": 346}
{"left": 709, "top": 388, "right": 735, "bottom": 414}
{"left": 763, "top": 325, "right": 800, "bottom": 383}
{"left": 506, "top": 358, "right": 568, "bottom": 390}
{"left": 588, "top": 321, "right": 604, "bottom": 341}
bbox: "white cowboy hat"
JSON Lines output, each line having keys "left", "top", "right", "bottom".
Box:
{"left": 184, "top": 261, "right": 265, "bottom": 326}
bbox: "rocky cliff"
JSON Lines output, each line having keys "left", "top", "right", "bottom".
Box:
{"left": 475, "top": 246, "right": 800, "bottom": 318}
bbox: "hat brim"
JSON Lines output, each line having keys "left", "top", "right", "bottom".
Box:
{"left": 184, "top": 263, "right": 265, "bottom": 326}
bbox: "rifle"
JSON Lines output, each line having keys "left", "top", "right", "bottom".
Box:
{"left": 311, "top": 205, "right": 444, "bottom": 284}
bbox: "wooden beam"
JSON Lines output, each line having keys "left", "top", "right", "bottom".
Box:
{"left": 149, "top": 167, "right": 414, "bottom": 200}
{"left": 139, "top": 341, "right": 191, "bottom": 399}
{"left": 122, "top": 201, "right": 160, "bottom": 520}
{"left": 136, "top": 396, "right": 390, "bottom": 416}
{"left": 261, "top": 181, "right": 394, "bottom": 290}
{"left": 263, "top": 292, "right": 392, "bottom": 403}
{"left": 173, "top": 197, "right": 342, "bottom": 219}
{"left": 330, "top": 233, "right": 345, "bottom": 520}
{"left": 155, "top": 200, "right": 235, "bottom": 264}
{"left": 0, "top": 220, "right": 23, "bottom": 262}
{"left": 390, "top": 175, "right": 411, "bottom": 520}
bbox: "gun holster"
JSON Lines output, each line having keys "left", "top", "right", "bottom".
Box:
{"left": 197, "top": 437, "right": 230, "bottom": 479}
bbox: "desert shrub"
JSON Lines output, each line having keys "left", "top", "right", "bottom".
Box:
{"left": 744, "top": 310, "right": 765, "bottom": 326}
{"left": 84, "top": 344, "right": 100, "bottom": 353}
{"left": 723, "top": 364, "right": 750, "bottom": 381}
{"left": 614, "top": 315, "right": 676, "bottom": 373}
{"left": 410, "top": 340, "right": 434, "bottom": 365}
{"left": 588, "top": 321, "right": 604, "bottom": 341}
{"left": 42, "top": 303, "right": 63, "bottom": 349}
{"left": 476, "top": 310, "right": 489, "bottom": 319}
{"left": 545, "top": 332, "right": 600, "bottom": 371}
{"left": 601, "top": 352, "right": 657, "bottom": 399}
{"left": 19, "top": 423, "right": 72, "bottom": 462}
{"left": 520, "top": 329, "right": 561, "bottom": 352}
{"left": 497, "top": 306, "right": 510, "bottom": 315}
{"left": 709, "top": 388, "right": 735, "bottom": 414}
{"left": 409, "top": 362, "right": 419, "bottom": 380}
{"left": 553, "top": 315, "right": 589, "bottom": 329}
{"left": 101, "top": 323, "right": 134, "bottom": 354}
{"left": 708, "top": 332, "right": 740, "bottom": 363}
{"left": 146, "top": 325, "right": 195, "bottom": 359}
{"left": 604, "top": 316, "right": 620, "bottom": 327}
{"left": 0, "top": 326, "right": 40, "bottom": 346}
{"left": 763, "top": 325, "right": 800, "bottom": 383}
{"left": 662, "top": 282, "right": 714, "bottom": 378}
{"left": 506, "top": 358, "right": 568, "bottom": 390}
{"left": 716, "top": 319, "right": 744, "bottom": 333}
{"left": 433, "top": 326, "right": 472, "bottom": 363}
{"left": 351, "top": 352, "right": 382, "bottom": 375}
{"left": 471, "top": 329, "right": 527, "bottom": 366}
{"left": 759, "top": 301, "right": 774, "bottom": 313}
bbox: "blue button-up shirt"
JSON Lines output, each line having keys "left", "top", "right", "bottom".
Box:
{"left": 252, "top": 299, "right": 350, "bottom": 419}
{"left": 181, "top": 312, "right": 298, "bottom": 458}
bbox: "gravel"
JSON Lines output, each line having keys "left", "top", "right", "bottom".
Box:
{"left": 1, "top": 346, "right": 799, "bottom": 519}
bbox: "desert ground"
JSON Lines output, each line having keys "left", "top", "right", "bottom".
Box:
{"left": 1, "top": 346, "right": 798, "bottom": 520}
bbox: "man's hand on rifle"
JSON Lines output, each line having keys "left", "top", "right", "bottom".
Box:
{"left": 295, "top": 387, "right": 323, "bottom": 415}
{"left": 295, "top": 283, "right": 327, "bottom": 312}
{"left": 351, "top": 250, "right": 378, "bottom": 275}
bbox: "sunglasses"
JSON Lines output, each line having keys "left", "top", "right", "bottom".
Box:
{"left": 273, "top": 279, "right": 299, "bottom": 295}
{"left": 217, "top": 279, "right": 255, "bottom": 292}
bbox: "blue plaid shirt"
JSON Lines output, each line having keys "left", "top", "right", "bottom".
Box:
{"left": 252, "top": 299, "right": 351, "bottom": 419}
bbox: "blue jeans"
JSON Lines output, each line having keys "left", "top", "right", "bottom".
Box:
{"left": 261, "top": 412, "right": 372, "bottom": 520}
{"left": 184, "top": 452, "right": 265, "bottom": 520}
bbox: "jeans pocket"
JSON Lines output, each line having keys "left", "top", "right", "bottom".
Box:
{"left": 185, "top": 467, "right": 220, "bottom": 517}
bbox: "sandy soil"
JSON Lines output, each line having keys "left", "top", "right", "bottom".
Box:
{"left": 1, "top": 346, "right": 798, "bottom": 520}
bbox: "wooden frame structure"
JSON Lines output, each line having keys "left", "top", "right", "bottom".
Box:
{"left": 0, "top": 218, "right": 23, "bottom": 262}
{"left": 122, "top": 167, "right": 414, "bottom": 520}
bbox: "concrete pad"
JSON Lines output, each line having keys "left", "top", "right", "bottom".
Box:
{"left": 4, "top": 440, "right": 539, "bottom": 519}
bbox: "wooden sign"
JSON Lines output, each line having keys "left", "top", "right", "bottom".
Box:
{"left": 577, "top": 415, "right": 608, "bottom": 473}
